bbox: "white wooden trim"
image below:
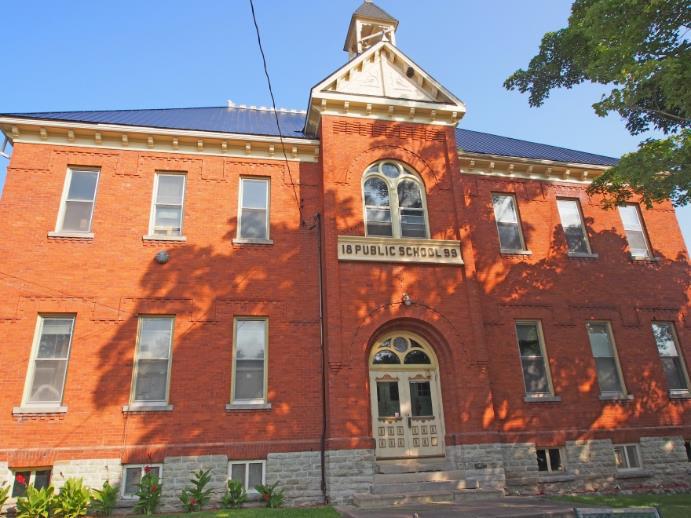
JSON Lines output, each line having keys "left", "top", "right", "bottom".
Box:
{"left": 130, "top": 316, "right": 175, "bottom": 405}
{"left": 54, "top": 167, "right": 100, "bottom": 235}
{"left": 147, "top": 172, "right": 187, "bottom": 238}
{"left": 236, "top": 177, "right": 271, "bottom": 242}
{"left": 227, "top": 460, "right": 266, "bottom": 493}
{"left": 514, "top": 320, "right": 557, "bottom": 398}
{"left": 231, "top": 317, "right": 269, "bottom": 405}
{"left": 586, "top": 321, "right": 629, "bottom": 398}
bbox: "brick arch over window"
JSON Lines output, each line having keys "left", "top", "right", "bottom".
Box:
{"left": 341, "top": 145, "right": 442, "bottom": 188}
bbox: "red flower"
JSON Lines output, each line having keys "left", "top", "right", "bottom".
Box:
{"left": 263, "top": 494, "right": 270, "bottom": 501}
{"left": 143, "top": 466, "right": 152, "bottom": 474}
{"left": 189, "top": 497, "right": 197, "bottom": 505}
{"left": 15, "top": 474, "right": 27, "bottom": 486}
{"left": 151, "top": 484, "right": 158, "bottom": 492}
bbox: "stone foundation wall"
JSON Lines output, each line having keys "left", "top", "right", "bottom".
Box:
{"left": 0, "top": 462, "right": 12, "bottom": 513}
{"left": 324, "top": 448, "right": 375, "bottom": 504}
{"left": 447, "top": 443, "right": 506, "bottom": 489}
{"left": 636, "top": 436, "right": 690, "bottom": 491}
{"left": 51, "top": 458, "right": 122, "bottom": 491}
{"left": 266, "top": 451, "right": 323, "bottom": 506}
{"left": 160, "top": 455, "right": 228, "bottom": 511}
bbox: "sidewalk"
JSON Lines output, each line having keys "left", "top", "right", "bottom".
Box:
{"left": 337, "top": 496, "right": 582, "bottom": 518}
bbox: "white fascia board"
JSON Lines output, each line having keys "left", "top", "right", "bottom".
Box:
{"left": 458, "top": 150, "right": 612, "bottom": 171}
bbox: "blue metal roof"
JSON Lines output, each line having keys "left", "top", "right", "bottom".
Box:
{"left": 2, "top": 106, "right": 618, "bottom": 166}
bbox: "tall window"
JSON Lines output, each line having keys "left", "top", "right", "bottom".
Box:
{"left": 149, "top": 173, "right": 186, "bottom": 237}
{"left": 492, "top": 193, "right": 526, "bottom": 251}
{"left": 56, "top": 168, "right": 99, "bottom": 233}
{"left": 515, "top": 322, "right": 554, "bottom": 397}
{"left": 557, "top": 198, "right": 592, "bottom": 255}
{"left": 232, "top": 318, "right": 268, "bottom": 404}
{"left": 23, "top": 316, "right": 75, "bottom": 407}
{"left": 362, "top": 161, "right": 428, "bottom": 239}
{"left": 618, "top": 204, "right": 652, "bottom": 258}
{"left": 131, "top": 317, "right": 174, "bottom": 404}
{"left": 237, "top": 178, "right": 270, "bottom": 241}
{"left": 586, "top": 322, "right": 626, "bottom": 396}
{"left": 652, "top": 322, "right": 689, "bottom": 393}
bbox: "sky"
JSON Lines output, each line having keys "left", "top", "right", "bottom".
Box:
{"left": 0, "top": 0, "right": 688, "bottom": 250}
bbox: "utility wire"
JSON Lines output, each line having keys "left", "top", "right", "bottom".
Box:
{"left": 248, "top": 0, "right": 304, "bottom": 225}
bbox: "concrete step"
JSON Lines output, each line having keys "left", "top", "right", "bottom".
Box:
{"left": 375, "top": 457, "right": 453, "bottom": 474}
{"left": 373, "top": 469, "right": 464, "bottom": 484}
{"left": 352, "top": 488, "right": 504, "bottom": 508}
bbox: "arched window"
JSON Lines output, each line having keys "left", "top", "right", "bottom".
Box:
{"left": 371, "top": 335, "right": 433, "bottom": 366}
{"left": 363, "top": 161, "right": 429, "bottom": 239}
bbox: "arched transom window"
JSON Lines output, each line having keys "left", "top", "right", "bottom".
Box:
{"left": 363, "top": 161, "right": 429, "bottom": 239}
{"left": 371, "top": 335, "right": 434, "bottom": 367}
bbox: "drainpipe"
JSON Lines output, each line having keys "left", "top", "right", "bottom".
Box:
{"left": 311, "top": 213, "right": 329, "bottom": 503}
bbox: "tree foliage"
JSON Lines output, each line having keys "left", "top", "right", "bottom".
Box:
{"left": 504, "top": 0, "right": 690, "bottom": 207}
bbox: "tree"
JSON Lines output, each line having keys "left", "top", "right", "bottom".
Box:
{"left": 504, "top": 0, "right": 690, "bottom": 207}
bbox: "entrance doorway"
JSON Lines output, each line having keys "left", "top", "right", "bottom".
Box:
{"left": 369, "top": 332, "right": 445, "bottom": 458}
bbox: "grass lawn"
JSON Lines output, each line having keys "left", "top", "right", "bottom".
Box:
{"left": 553, "top": 493, "right": 691, "bottom": 518}
{"left": 133, "top": 508, "right": 340, "bottom": 518}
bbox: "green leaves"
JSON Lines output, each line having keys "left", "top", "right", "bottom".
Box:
{"left": 89, "top": 481, "right": 119, "bottom": 516}
{"left": 0, "top": 483, "right": 10, "bottom": 509}
{"left": 134, "top": 469, "right": 162, "bottom": 515}
{"left": 221, "top": 479, "right": 247, "bottom": 509}
{"left": 16, "top": 484, "right": 55, "bottom": 518}
{"left": 53, "top": 478, "right": 90, "bottom": 518}
{"left": 255, "top": 481, "right": 285, "bottom": 508}
{"left": 505, "top": 0, "right": 690, "bottom": 206}
{"left": 178, "top": 468, "right": 213, "bottom": 512}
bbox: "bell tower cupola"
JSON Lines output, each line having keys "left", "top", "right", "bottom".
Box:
{"left": 344, "top": 1, "right": 399, "bottom": 58}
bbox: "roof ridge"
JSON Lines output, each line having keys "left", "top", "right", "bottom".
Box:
{"left": 456, "top": 127, "right": 617, "bottom": 161}
{"left": 5, "top": 104, "right": 308, "bottom": 116}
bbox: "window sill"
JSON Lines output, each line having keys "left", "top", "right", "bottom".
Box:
{"left": 500, "top": 249, "right": 532, "bottom": 256}
{"left": 668, "top": 390, "right": 691, "bottom": 399}
{"left": 567, "top": 252, "right": 599, "bottom": 259}
{"left": 524, "top": 395, "right": 561, "bottom": 403}
{"left": 142, "top": 235, "right": 187, "bottom": 242}
{"left": 615, "top": 469, "right": 652, "bottom": 479}
{"left": 47, "top": 231, "right": 94, "bottom": 239}
{"left": 599, "top": 393, "right": 634, "bottom": 402}
{"left": 13, "top": 405, "right": 67, "bottom": 415}
{"left": 232, "top": 238, "right": 274, "bottom": 245}
{"left": 225, "top": 402, "right": 272, "bottom": 411}
{"left": 630, "top": 255, "right": 661, "bottom": 262}
{"left": 122, "top": 404, "right": 173, "bottom": 413}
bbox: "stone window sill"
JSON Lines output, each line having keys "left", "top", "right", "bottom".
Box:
{"left": 13, "top": 405, "right": 67, "bottom": 415}
{"left": 538, "top": 472, "right": 576, "bottom": 483}
{"left": 615, "top": 469, "right": 653, "bottom": 479}
{"left": 500, "top": 249, "right": 532, "bottom": 256}
{"left": 122, "top": 404, "right": 173, "bottom": 413}
{"left": 225, "top": 402, "right": 272, "bottom": 411}
{"left": 630, "top": 255, "right": 661, "bottom": 262}
{"left": 599, "top": 393, "right": 634, "bottom": 402}
{"left": 668, "top": 390, "right": 691, "bottom": 399}
{"left": 48, "top": 231, "right": 94, "bottom": 239}
{"left": 142, "top": 235, "right": 187, "bottom": 242}
{"left": 567, "top": 252, "right": 599, "bottom": 259}
{"left": 232, "top": 238, "right": 274, "bottom": 246}
{"left": 524, "top": 395, "right": 561, "bottom": 403}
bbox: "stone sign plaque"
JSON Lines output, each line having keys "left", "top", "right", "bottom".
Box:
{"left": 337, "top": 236, "right": 463, "bottom": 265}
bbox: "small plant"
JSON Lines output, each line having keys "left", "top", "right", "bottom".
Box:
{"left": 255, "top": 481, "right": 284, "bottom": 508}
{"left": 178, "top": 468, "right": 213, "bottom": 512}
{"left": 221, "top": 479, "right": 247, "bottom": 509}
{"left": 16, "top": 484, "right": 56, "bottom": 518}
{"left": 90, "top": 480, "right": 119, "bottom": 516}
{"left": 54, "top": 478, "right": 91, "bottom": 518}
{"left": 0, "top": 482, "right": 10, "bottom": 509}
{"left": 134, "top": 467, "right": 162, "bottom": 515}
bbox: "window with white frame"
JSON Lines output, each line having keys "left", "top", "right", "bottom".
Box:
{"left": 56, "top": 168, "right": 99, "bottom": 233}
{"left": 536, "top": 448, "right": 564, "bottom": 472}
{"left": 232, "top": 318, "right": 267, "bottom": 404}
{"left": 149, "top": 173, "right": 186, "bottom": 237}
{"left": 614, "top": 444, "right": 641, "bottom": 470}
{"left": 652, "top": 322, "right": 689, "bottom": 393}
{"left": 556, "top": 198, "right": 592, "bottom": 255}
{"left": 492, "top": 193, "right": 526, "bottom": 252}
{"left": 23, "top": 316, "right": 75, "bottom": 407}
{"left": 122, "top": 465, "right": 162, "bottom": 498}
{"left": 362, "top": 161, "right": 429, "bottom": 239}
{"left": 131, "top": 317, "right": 174, "bottom": 404}
{"left": 515, "top": 322, "right": 554, "bottom": 397}
{"left": 586, "top": 322, "right": 626, "bottom": 396}
{"left": 228, "top": 460, "right": 265, "bottom": 493}
{"left": 237, "top": 178, "right": 270, "bottom": 241}
{"left": 11, "top": 469, "right": 51, "bottom": 498}
{"left": 617, "top": 204, "right": 652, "bottom": 258}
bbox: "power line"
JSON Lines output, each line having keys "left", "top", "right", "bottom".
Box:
{"left": 248, "top": 0, "right": 304, "bottom": 225}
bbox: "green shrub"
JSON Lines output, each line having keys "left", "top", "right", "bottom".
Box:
{"left": 53, "top": 478, "right": 91, "bottom": 518}
{"left": 134, "top": 467, "right": 161, "bottom": 515}
{"left": 255, "top": 481, "right": 284, "bottom": 508}
{"left": 178, "top": 468, "right": 213, "bottom": 512}
{"left": 221, "top": 479, "right": 247, "bottom": 509}
{"left": 90, "top": 481, "right": 119, "bottom": 516}
{"left": 0, "top": 482, "right": 10, "bottom": 509}
{"left": 16, "top": 484, "right": 56, "bottom": 518}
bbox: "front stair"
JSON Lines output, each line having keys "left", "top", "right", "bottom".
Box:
{"left": 352, "top": 457, "right": 504, "bottom": 508}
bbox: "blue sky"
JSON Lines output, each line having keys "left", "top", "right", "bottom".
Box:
{"left": 1, "top": 0, "right": 688, "bottom": 249}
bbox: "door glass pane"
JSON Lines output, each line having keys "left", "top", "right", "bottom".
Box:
{"left": 240, "top": 208, "right": 267, "bottom": 239}
{"left": 62, "top": 200, "right": 94, "bottom": 232}
{"left": 248, "top": 463, "right": 263, "bottom": 488}
{"left": 28, "top": 359, "right": 67, "bottom": 403}
{"left": 242, "top": 180, "right": 268, "bottom": 209}
{"left": 376, "top": 381, "right": 400, "bottom": 417}
{"left": 134, "top": 359, "right": 168, "bottom": 401}
{"left": 67, "top": 171, "right": 98, "bottom": 201}
{"left": 409, "top": 381, "right": 433, "bottom": 416}
{"left": 156, "top": 175, "right": 185, "bottom": 205}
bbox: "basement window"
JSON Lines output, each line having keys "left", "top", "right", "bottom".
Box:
{"left": 122, "top": 464, "right": 162, "bottom": 498}
{"left": 536, "top": 448, "right": 564, "bottom": 472}
{"left": 11, "top": 469, "right": 51, "bottom": 497}
{"left": 229, "top": 460, "right": 265, "bottom": 493}
{"left": 684, "top": 441, "right": 690, "bottom": 462}
{"left": 614, "top": 444, "right": 642, "bottom": 471}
